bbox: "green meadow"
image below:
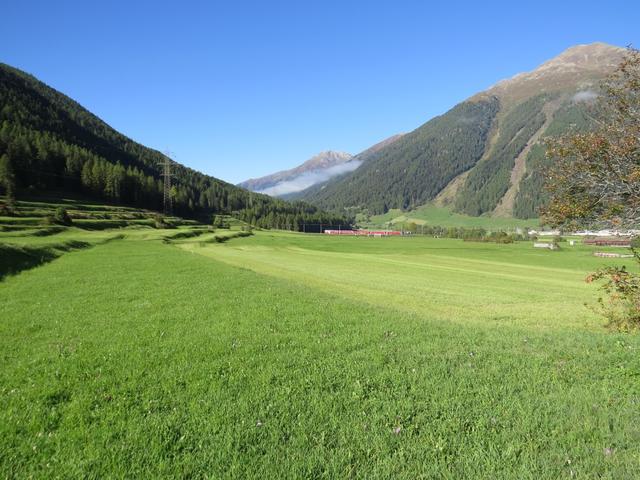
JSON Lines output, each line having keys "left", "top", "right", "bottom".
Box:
{"left": 1, "top": 208, "right": 639, "bottom": 478}
{"left": 367, "top": 204, "right": 538, "bottom": 229}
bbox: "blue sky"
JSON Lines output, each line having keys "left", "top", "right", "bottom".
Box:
{"left": 2, "top": 1, "right": 639, "bottom": 184}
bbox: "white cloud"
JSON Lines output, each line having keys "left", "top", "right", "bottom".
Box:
{"left": 258, "top": 160, "right": 363, "bottom": 196}
{"left": 572, "top": 90, "right": 599, "bottom": 103}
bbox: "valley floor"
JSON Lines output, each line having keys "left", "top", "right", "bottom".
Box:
{"left": 1, "top": 227, "right": 639, "bottom": 478}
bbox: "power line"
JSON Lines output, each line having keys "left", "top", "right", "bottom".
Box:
{"left": 160, "top": 151, "right": 174, "bottom": 216}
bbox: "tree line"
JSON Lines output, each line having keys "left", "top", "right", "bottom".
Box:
{"left": 398, "top": 223, "right": 533, "bottom": 242}
{"left": 0, "top": 63, "right": 350, "bottom": 229}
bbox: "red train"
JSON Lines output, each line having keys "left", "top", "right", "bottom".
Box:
{"left": 323, "top": 229, "right": 402, "bottom": 236}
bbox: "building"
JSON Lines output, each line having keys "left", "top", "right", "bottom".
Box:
{"left": 583, "top": 237, "right": 632, "bottom": 247}
{"left": 534, "top": 242, "right": 559, "bottom": 250}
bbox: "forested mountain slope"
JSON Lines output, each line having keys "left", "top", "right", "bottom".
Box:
{"left": 0, "top": 63, "right": 347, "bottom": 229}
{"left": 302, "top": 99, "right": 499, "bottom": 213}
{"left": 298, "top": 43, "right": 624, "bottom": 219}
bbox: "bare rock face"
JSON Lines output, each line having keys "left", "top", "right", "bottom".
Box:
{"left": 481, "top": 42, "right": 625, "bottom": 105}
{"left": 533, "top": 42, "right": 624, "bottom": 75}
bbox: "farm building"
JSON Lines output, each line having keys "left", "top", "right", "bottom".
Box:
{"left": 593, "top": 252, "right": 634, "bottom": 258}
{"left": 529, "top": 229, "right": 561, "bottom": 236}
{"left": 534, "top": 242, "right": 559, "bottom": 250}
{"left": 583, "top": 237, "right": 632, "bottom": 247}
{"left": 574, "top": 229, "right": 639, "bottom": 237}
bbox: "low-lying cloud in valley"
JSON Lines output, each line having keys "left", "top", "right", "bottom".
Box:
{"left": 258, "top": 160, "right": 363, "bottom": 196}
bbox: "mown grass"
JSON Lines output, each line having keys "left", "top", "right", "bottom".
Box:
{"left": 184, "top": 231, "right": 636, "bottom": 331}
{"left": 1, "top": 227, "right": 639, "bottom": 478}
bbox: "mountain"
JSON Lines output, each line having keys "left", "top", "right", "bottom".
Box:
{"left": 297, "top": 43, "right": 625, "bottom": 219}
{"left": 239, "top": 150, "right": 354, "bottom": 196}
{"left": 240, "top": 134, "right": 405, "bottom": 198}
{"left": 0, "top": 63, "right": 349, "bottom": 230}
{"left": 281, "top": 134, "right": 406, "bottom": 201}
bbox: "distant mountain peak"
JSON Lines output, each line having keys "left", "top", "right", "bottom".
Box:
{"left": 542, "top": 42, "right": 625, "bottom": 68}
{"left": 298, "top": 151, "right": 353, "bottom": 170}
{"left": 483, "top": 42, "right": 625, "bottom": 104}
{"left": 238, "top": 150, "right": 354, "bottom": 196}
{"left": 239, "top": 134, "right": 406, "bottom": 198}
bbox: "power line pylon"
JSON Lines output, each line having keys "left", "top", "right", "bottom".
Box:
{"left": 161, "top": 152, "right": 174, "bottom": 216}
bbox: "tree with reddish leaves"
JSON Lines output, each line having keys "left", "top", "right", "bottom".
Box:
{"left": 543, "top": 47, "right": 640, "bottom": 229}
{"left": 543, "top": 47, "right": 640, "bottom": 330}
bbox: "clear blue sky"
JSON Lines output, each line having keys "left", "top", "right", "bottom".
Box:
{"left": 2, "top": 1, "right": 638, "bottom": 184}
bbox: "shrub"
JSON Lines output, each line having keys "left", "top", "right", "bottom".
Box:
{"left": 55, "top": 207, "right": 72, "bottom": 225}
{"left": 493, "top": 232, "right": 514, "bottom": 244}
{"left": 0, "top": 202, "right": 14, "bottom": 216}
{"left": 586, "top": 263, "right": 640, "bottom": 332}
{"left": 154, "top": 215, "right": 171, "bottom": 229}
{"left": 212, "top": 215, "right": 228, "bottom": 229}
{"left": 45, "top": 207, "right": 72, "bottom": 226}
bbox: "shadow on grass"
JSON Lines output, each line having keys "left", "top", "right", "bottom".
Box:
{"left": 30, "top": 226, "right": 68, "bottom": 237}
{"left": 0, "top": 241, "right": 91, "bottom": 281}
{"left": 197, "top": 231, "right": 254, "bottom": 246}
{"left": 162, "top": 229, "right": 209, "bottom": 243}
{"left": 5, "top": 226, "right": 69, "bottom": 238}
{"left": 73, "top": 219, "right": 154, "bottom": 230}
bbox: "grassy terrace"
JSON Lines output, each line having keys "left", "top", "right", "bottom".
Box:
{"left": 1, "top": 205, "right": 639, "bottom": 477}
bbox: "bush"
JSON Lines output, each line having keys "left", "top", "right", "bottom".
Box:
{"left": 586, "top": 263, "right": 640, "bottom": 332}
{"left": 0, "top": 202, "right": 14, "bottom": 216}
{"left": 212, "top": 215, "right": 229, "bottom": 229}
{"left": 154, "top": 215, "right": 172, "bottom": 229}
{"left": 45, "top": 207, "right": 72, "bottom": 226}
{"left": 463, "top": 230, "right": 515, "bottom": 244}
{"left": 492, "top": 232, "right": 514, "bottom": 244}
{"left": 55, "top": 207, "right": 72, "bottom": 225}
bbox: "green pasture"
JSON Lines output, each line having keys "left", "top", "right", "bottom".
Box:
{"left": 1, "top": 222, "right": 639, "bottom": 478}
{"left": 366, "top": 204, "right": 539, "bottom": 229}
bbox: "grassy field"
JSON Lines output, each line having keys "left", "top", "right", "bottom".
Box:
{"left": 2, "top": 211, "right": 640, "bottom": 477}
{"left": 366, "top": 204, "right": 539, "bottom": 230}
